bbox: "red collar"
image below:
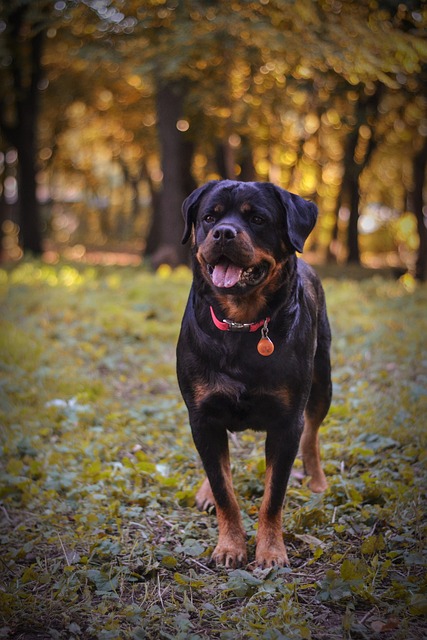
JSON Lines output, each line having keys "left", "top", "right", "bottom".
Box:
{"left": 210, "top": 305, "right": 270, "bottom": 333}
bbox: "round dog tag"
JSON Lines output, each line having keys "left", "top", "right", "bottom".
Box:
{"left": 257, "top": 336, "right": 275, "bottom": 356}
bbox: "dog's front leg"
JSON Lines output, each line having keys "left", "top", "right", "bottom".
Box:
{"left": 256, "top": 422, "right": 301, "bottom": 567}
{"left": 191, "top": 424, "right": 247, "bottom": 568}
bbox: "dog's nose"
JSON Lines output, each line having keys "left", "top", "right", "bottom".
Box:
{"left": 212, "top": 224, "right": 237, "bottom": 243}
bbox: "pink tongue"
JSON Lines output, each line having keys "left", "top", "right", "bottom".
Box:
{"left": 212, "top": 261, "right": 243, "bottom": 288}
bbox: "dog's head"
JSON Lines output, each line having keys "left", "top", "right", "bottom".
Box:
{"left": 182, "top": 180, "right": 317, "bottom": 299}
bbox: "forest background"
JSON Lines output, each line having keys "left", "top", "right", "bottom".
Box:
{"left": 1, "top": 2, "right": 427, "bottom": 639}
{"left": 0, "top": 0, "right": 426, "bottom": 278}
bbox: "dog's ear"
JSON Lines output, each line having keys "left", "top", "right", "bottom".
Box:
{"left": 181, "top": 181, "right": 219, "bottom": 244}
{"left": 271, "top": 185, "right": 318, "bottom": 253}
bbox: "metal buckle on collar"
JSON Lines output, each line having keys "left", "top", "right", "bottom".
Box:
{"left": 223, "top": 319, "right": 252, "bottom": 332}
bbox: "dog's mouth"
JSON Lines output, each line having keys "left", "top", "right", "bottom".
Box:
{"left": 207, "top": 258, "right": 270, "bottom": 290}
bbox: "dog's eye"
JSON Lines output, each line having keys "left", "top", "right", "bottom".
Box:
{"left": 251, "top": 215, "right": 265, "bottom": 225}
{"left": 204, "top": 214, "right": 216, "bottom": 224}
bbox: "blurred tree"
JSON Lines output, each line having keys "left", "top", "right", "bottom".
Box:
{"left": 149, "top": 79, "right": 193, "bottom": 265}
{"left": 338, "top": 84, "right": 384, "bottom": 264}
{"left": 340, "top": 2, "right": 427, "bottom": 265}
{"left": 2, "top": 0, "right": 425, "bottom": 269}
{"left": 0, "top": 0, "right": 51, "bottom": 254}
{"left": 413, "top": 133, "right": 427, "bottom": 281}
{"left": 118, "top": 0, "right": 426, "bottom": 265}
{"left": 40, "top": 0, "right": 160, "bottom": 248}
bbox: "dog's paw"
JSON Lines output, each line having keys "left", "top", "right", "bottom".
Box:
{"left": 255, "top": 541, "right": 290, "bottom": 568}
{"left": 211, "top": 540, "right": 247, "bottom": 569}
{"left": 195, "top": 477, "right": 215, "bottom": 512}
{"left": 308, "top": 471, "right": 328, "bottom": 493}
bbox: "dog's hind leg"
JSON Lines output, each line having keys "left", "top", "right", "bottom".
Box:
{"left": 300, "top": 409, "right": 329, "bottom": 493}
{"left": 300, "top": 336, "right": 332, "bottom": 493}
{"left": 195, "top": 477, "right": 215, "bottom": 512}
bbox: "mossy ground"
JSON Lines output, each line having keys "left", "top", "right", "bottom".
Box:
{"left": 0, "top": 261, "right": 425, "bottom": 639}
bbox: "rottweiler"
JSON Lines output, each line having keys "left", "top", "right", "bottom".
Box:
{"left": 177, "top": 180, "right": 332, "bottom": 568}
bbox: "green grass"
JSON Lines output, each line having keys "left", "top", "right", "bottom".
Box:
{"left": 0, "top": 260, "right": 426, "bottom": 639}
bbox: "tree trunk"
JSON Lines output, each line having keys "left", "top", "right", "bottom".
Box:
{"left": 0, "top": 183, "right": 5, "bottom": 262}
{"left": 149, "top": 80, "right": 192, "bottom": 267}
{"left": 144, "top": 179, "right": 162, "bottom": 257}
{"left": 17, "top": 105, "right": 43, "bottom": 254}
{"left": 335, "top": 84, "right": 382, "bottom": 264}
{"left": 327, "top": 195, "right": 341, "bottom": 263}
{"left": 338, "top": 128, "right": 361, "bottom": 264}
{"left": 414, "top": 136, "right": 427, "bottom": 282}
{"left": 239, "top": 136, "right": 256, "bottom": 182}
{"left": 0, "top": 7, "right": 44, "bottom": 255}
{"left": 347, "top": 174, "right": 361, "bottom": 263}
{"left": 215, "top": 142, "right": 236, "bottom": 180}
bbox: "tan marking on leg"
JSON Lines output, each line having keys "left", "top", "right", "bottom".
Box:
{"left": 213, "top": 506, "right": 247, "bottom": 568}
{"left": 255, "top": 466, "right": 289, "bottom": 568}
{"left": 195, "top": 477, "right": 215, "bottom": 512}
{"left": 300, "top": 411, "right": 328, "bottom": 493}
{"left": 210, "top": 454, "right": 247, "bottom": 568}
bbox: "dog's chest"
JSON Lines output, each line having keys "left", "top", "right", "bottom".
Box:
{"left": 193, "top": 354, "right": 308, "bottom": 431}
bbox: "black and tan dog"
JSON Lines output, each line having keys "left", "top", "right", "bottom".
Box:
{"left": 177, "top": 180, "right": 332, "bottom": 568}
